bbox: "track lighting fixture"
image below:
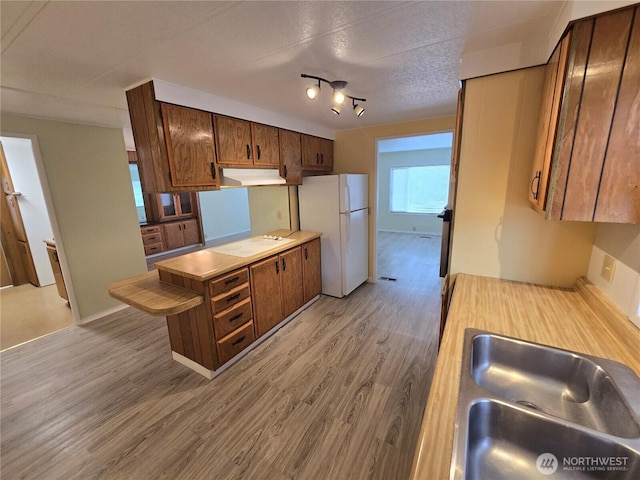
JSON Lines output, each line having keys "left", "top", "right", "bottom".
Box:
{"left": 301, "top": 73, "right": 366, "bottom": 117}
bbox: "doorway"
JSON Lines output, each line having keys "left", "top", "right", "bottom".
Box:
{"left": 375, "top": 133, "right": 453, "bottom": 288}
{"left": 0, "top": 136, "right": 73, "bottom": 350}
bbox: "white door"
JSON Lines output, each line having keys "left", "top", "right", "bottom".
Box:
{"left": 339, "top": 174, "right": 368, "bottom": 213}
{"left": 340, "top": 207, "right": 368, "bottom": 296}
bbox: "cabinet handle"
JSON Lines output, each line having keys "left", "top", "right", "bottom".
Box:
{"left": 226, "top": 293, "right": 241, "bottom": 303}
{"left": 304, "top": 248, "right": 308, "bottom": 260}
{"left": 316, "top": 153, "right": 320, "bottom": 164}
{"left": 231, "top": 336, "right": 245, "bottom": 346}
{"left": 282, "top": 258, "right": 286, "bottom": 271}
{"left": 257, "top": 145, "right": 261, "bottom": 160}
{"left": 530, "top": 171, "right": 541, "bottom": 200}
{"left": 179, "top": 224, "right": 182, "bottom": 231}
{"left": 210, "top": 162, "right": 216, "bottom": 180}
{"left": 284, "top": 165, "right": 288, "bottom": 178}
{"left": 320, "top": 153, "right": 324, "bottom": 164}
{"left": 246, "top": 145, "right": 251, "bottom": 159}
{"left": 229, "top": 312, "right": 243, "bottom": 323}
{"left": 224, "top": 276, "right": 240, "bottom": 285}
{"left": 275, "top": 260, "right": 279, "bottom": 274}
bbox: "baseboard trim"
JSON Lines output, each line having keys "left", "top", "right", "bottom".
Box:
{"left": 78, "top": 303, "right": 129, "bottom": 325}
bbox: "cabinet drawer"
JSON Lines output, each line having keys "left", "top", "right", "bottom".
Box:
{"left": 144, "top": 243, "right": 164, "bottom": 256}
{"left": 216, "top": 321, "right": 255, "bottom": 365}
{"left": 213, "top": 297, "right": 253, "bottom": 339}
{"left": 211, "top": 283, "right": 250, "bottom": 313}
{"left": 142, "top": 233, "right": 163, "bottom": 245}
{"left": 209, "top": 268, "right": 249, "bottom": 297}
{"left": 140, "top": 225, "right": 161, "bottom": 236}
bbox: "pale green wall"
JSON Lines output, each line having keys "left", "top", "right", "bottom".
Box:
{"left": 247, "top": 186, "right": 291, "bottom": 235}
{"left": 594, "top": 223, "right": 640, "bottom": 273}
{"left": 199, "top": 188, "right": 251, "bottom": 244}
{"left": 378, "top": 147, "right": 451, "bottom": 235}
{"left": 450, "top": 67, "right": 597, "bottom": 287}
{"left": 1, "top": 115, "right": 148, "bottom": 322}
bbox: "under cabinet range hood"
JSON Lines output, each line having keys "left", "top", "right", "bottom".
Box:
{"left": 220, "top": 168, "right": 287, "bottom": 187}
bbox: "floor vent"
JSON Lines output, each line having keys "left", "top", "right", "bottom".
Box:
{"left": 379, "top": 276, "right": 397, "bottom": 281}
{"left": 419, "top": 235, "right": 432, "bottom": 239}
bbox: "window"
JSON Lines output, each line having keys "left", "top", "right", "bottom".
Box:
{"left": 129, "top": 163, "right": 147, "bottom": 223}
{"left": 390, "top": 165, "right": 449, "bottom": 214}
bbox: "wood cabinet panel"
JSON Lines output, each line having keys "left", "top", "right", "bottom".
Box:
{"left": 213, "top": 297, "right": 252, "bottom": 339}
{"left": 181, "top": 218, "right": 200, "bottom": 246}
{"left": 214, "top": 115, "right": 253, "bottom": 166}
{"left": 301, "top": 134, "right": 333, "bottom": 171}
{"left": 211, "top": 283, "right": 250, "bottom": 313}
{"left": 216, "top": 321, "right": 255, "bottom": 365}
{"left": 161, "top": 103, "right": 218, "bottom": 188}
{"left": 561, "top": 10, "right": 632, "bottom": 221}
{"left": 279, "top": 129, "right": 302, "bottom": 185}
{"left": 163, "top": 219, "right": 200, "bottom": 250}
{"left": 252, "top": 123, "right": 280, "bottom": 167}
{"left": 251, "top": 256, "right": 283, "bottom": 337}
{"left": 209, "top": 268, "right": 249, "bottom": 297}
{"left": 280, "top": 247, "right": 303, "bottom": 318}
{"left": 302, "top": 238, "right": 322, "bottom": 303}
{"left": 166, "top": 303, "right": 215, "bottom": 370}
{"left": 595, "top": 6, "right": 640, "bottom": 222}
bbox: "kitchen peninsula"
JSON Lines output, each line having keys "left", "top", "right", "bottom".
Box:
{"left": 109, "top": 230, "right": 322, "bottom": 378}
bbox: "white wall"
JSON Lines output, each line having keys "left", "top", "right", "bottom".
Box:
{"left": 1, "top": 115, "right": 148, "bottom": 323}
{"left": 1, "top": 136, "right": 55, "bottom": 286}
{"left": 450, "top": 67, "right": 597, "bottom": 287}
{"left": 199, "top": 188, "right": 251, "bottom": 245}
{"left": 247, "top": 186, "right": 291, "bottom": 235}
{"left": 587, "top": 223, "right": 640, "bottom": 328}
{"left": 377, "top": 147, "right": 451, "bottom": 235}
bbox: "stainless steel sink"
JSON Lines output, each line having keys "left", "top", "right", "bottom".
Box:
{"left": 451, "top": 329, "right": 640, "bottom": 479}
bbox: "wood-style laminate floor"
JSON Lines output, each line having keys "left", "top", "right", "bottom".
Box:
{"left": 1, "top": 232, "right": 442, "bottom": 480}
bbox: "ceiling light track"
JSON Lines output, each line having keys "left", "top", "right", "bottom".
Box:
{"left": 301, "top": 73, "right": 366, "bottom": 117}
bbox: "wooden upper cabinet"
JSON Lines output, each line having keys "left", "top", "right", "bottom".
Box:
{"left": 252, "top": 123, "right": 280, "bottom": 167}
{"left": 279, "top": 129, "right": 302, "bottom": 185}
{"left": 214, "top": 117, "right": 280, "bottom": 168}
{"left": 530, "top": 5, "right": 640, "bottom": 223}
{"left": 214, "top": 115, "right": 253, "bottom": 166}
{"left": 126, "top": 81, "right": 220, "bottom": 193}
{"left": 301, "top": 134, "right": 333, "bottom": 172}
{"left": 162, "top": 103, "right": 218, "bottom": 188}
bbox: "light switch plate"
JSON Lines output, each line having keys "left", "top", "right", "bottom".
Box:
{"left": 600, "top": 255, "right": 616, "bottom": 283}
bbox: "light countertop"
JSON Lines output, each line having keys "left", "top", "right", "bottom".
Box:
{"left": 154, "top": 230, "right": 321, "bottom": 282}
{"left": 410, "top": 273, "right": 640, "bottom": 480}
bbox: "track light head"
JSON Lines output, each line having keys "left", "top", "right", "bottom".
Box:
{"left": 300, "top": 73, "right": 366, "bottom": 117}
{"left": 306, "top": 83, "right": 320, "bottom": 100}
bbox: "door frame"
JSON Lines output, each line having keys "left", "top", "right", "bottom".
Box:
{"left": 0, "top": 132, "right": 79, "bottom": 324}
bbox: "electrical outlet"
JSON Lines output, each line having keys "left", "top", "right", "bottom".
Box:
{"left": 600, "top": 255, "right": 616, "bottom": 283}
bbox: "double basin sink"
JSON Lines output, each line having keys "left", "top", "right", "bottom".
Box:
{"left": 451, "top": 329, "right": 640, "bottom": 479}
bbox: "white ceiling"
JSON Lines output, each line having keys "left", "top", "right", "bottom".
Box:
{"left": 0, "top": 1, "right": 632, "bottom": 140}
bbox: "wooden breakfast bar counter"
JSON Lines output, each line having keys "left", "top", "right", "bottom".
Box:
{"left": 108, "top": 230, "right": 322, "bottom": 378}
{"left": 410, "top": 273, "right": 640, "bottom": 480}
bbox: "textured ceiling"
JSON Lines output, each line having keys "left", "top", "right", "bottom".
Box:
{"left": 0, "top": 1, "right": 622, "bottom": 136}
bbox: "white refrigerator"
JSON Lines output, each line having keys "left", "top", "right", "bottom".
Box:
{"left": 298, "top": 174, "right": 368, "bottom": 298}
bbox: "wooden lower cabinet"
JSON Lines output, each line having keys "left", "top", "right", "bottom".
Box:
{"left": 163, "top": 218, "right": 200, "bottom": 250}
{"left": 161, "top": 238, "right": 321, "bottom": 374}
{"left": 302, "top": 238, "right": 322, "bottom": 303}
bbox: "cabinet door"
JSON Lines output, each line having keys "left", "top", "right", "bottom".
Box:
{"left": 279, "top": 129, "right": 302, "bottom": 185}
{"left": 319, "top": 138, "right": 334, "bottom": 171}
{"left": 594, "top": 6, "right": 640, "bottom": 223}
{"left": 529, "top": 34, "right": 570, "bottom": 212}
{"left": 157, "top": 193, "right": 178, "bottom": 220}
{"left": 250, "top": 256, "right": 283, "bottom": 337}
{"left": 215, "top": 115, "right": 253, "bottom": 166}
{"left": 163, "top": 222, "right": 185, "bottom": 250}
{"left": 181, "top": 218, "right": 200, "bottom": 246}
{"left": 161, "top": 103, "right": 218, "bottom": 188}
{"left": 301, "top": 134, "right": 321, "bottom": 169}
{"left": 302, "top": 238, "right": 322, "bottom": 303}
{"left": 252, "top": 123, "right": 280, "bottom": 167}
{"left": 176, "top": 192, "right": 194, "bottom": 216}
{"left": 280, "top": 247, "right": 304, "bottom": 318}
